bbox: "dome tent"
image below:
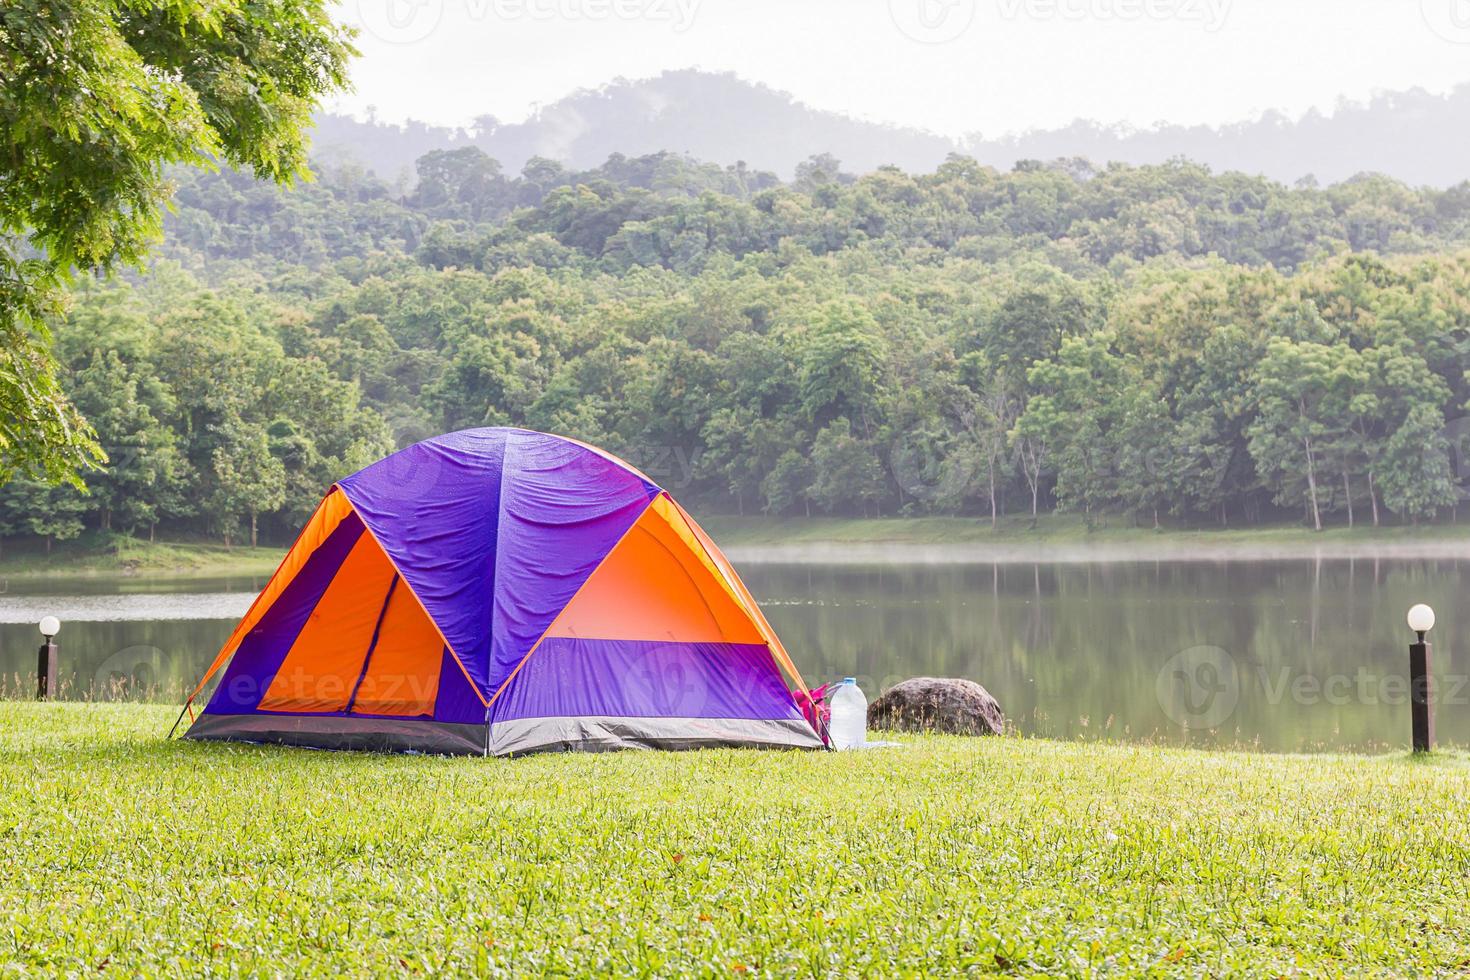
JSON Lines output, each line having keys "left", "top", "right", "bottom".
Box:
{"left": 179, "top": 428, "right": 823, "bottom": 756}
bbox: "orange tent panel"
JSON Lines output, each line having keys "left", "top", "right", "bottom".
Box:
{"left": 258, "top": 532, "right": 398, "bottom": 713}
{"left": 547, "top": 498, "right": 763, "bottom": 645}
{"left": 668, "top": 497, "right": 809, "bottom": 693}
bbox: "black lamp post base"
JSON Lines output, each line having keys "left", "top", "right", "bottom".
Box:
{"left": 1410, "top": 638, "right": 1433, "bottom": 753}
{"left": 36, "top": 641, "right": 57, "bottom": 700}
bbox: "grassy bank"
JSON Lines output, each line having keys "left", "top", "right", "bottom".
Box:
{"left": 5, "top": 517, "right": 1470, "bottom": 582}
{"left": 4, "top": 703, "right": 1469, "bottom": 974}
{"left": 705, "top": 513, "right": 1470, "bottom": 546}
{"left": 0, "top": 534, "right": 281, "bottom": 580}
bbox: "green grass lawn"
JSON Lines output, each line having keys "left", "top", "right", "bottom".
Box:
{"left": 4, "top": 704, "right": 1470, "bottom": 974}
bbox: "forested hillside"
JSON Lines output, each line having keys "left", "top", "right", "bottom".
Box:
{"left": 6, "top": 148, "right": 1470, "bottom": 551}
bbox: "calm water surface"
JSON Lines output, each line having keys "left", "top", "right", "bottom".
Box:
{"left": 1, "top": 558, "right": 1463, "bottom": 753}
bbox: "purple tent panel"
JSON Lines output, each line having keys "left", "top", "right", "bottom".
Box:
{"left": 338, "top": 429, "right": 658, "bottom": 697}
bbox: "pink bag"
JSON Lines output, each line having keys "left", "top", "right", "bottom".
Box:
{"left": 795, "top": 683, "right": 833, "bottom": 748}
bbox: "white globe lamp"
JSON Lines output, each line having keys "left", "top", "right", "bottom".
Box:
{"left": 1407, "top": 604, "right": 1435, "bottom": 637}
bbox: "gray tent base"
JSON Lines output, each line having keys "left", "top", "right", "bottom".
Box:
{"left": 184, "top": 713, "right": 487, "bottom": 755}
{"left": 184, "top": 712, "right": 822, "bottom": 756}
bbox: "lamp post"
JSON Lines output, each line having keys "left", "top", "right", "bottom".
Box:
{"left": 1407, "top": 604, "right": 1435, "bottom": 753}
{"left": 37, "top": 616, "right": 60, "bottom": 701}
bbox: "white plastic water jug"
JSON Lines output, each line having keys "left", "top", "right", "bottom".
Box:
{"left": 829, "top": 677, "right": 867, "bottom": 750}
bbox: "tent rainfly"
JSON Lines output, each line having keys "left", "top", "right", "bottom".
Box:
{"left": 177, "top": 428, "right": 823, "bottom": 756}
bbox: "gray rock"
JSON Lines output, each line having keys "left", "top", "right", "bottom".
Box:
{"left": 866, "top": 677, "right": 1005, "bottom": 736}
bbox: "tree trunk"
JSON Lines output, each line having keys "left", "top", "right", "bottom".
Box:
{"left": 1303, "top": 436, "right": 1322, "bottom": 531}
{"left": 1367, "top": 471, "right": 1380, "bottom": 527}
{"left": 988, "top": 456, "right": 998, "bottom": 530}
{"left": 1342, "top": 467, "right": 1354, "bottom": 528}
{"left": 1018, "top": 440, "right": 1042, "bottom": 529}
{"left": 250, "top": 511, "right": 259, "bottom": 549}
{"left": 149, "top": 523, "right": 156, "bottom": 543}
{"left": 1153, "top": 507, "right": 1160, "bottom": 530}
{"left": 45, "top": 535, "right": 53, "bottom": 556}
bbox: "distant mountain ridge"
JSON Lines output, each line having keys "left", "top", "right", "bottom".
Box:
{"left": 314, "top": 70, "right": 1470, "bottom": 188}
{"left": 971, "top": 87, "right": 1470, "bottom": 189}
{"left": 313, "top": 70, "right": 956, "bottom": 184}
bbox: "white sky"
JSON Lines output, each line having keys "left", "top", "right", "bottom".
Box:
{"left": 333, "top": 0, "right": 1470, "bottom": 137}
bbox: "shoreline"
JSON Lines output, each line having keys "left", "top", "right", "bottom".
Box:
{"left": 0, "top": 540, "right": 282, "bottom": 582}
{"left": 710, "top": 516, "right": 1470, "bottom": 564}
{"left": 722, "top": 537, "right": 1470, "bottom": 565}
{"left": 3, "top": 517, "right": 1469, "bottom": 580}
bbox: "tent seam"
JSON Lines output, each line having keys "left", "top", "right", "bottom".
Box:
{"left": 344, "top": 573, "right": 400, "bottom": 714}
{"left": 487, "top": 430, "right": 515, "bottom": 722}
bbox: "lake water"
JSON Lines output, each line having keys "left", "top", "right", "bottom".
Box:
{"left": 1, "top": 556, "right": 1463, "bottom": 753}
